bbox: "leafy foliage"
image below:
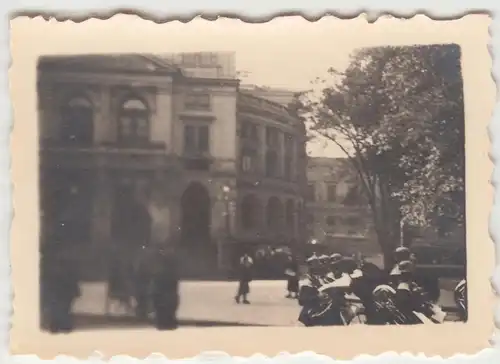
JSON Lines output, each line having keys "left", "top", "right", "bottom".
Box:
{"left": 299, "top": 44, "right": 465, "bottom": 266}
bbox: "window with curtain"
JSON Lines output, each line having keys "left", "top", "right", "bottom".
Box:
{"left": 60, "top": 96, "right": 94, "bottom": 145}
{"left": 118, "top": 98, "right": 150, "bottom": 145}
{"left": 184, "top": 124, "right": 210, "bottom": 155}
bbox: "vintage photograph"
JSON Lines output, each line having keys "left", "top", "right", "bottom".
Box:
{"left": 9, "top": 14, "right": 495, "bottom": 358}
{"left": 37, "top": 44, "right": 467, "bottom": 331}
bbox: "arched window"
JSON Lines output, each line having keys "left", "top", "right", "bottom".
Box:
{"left": 286, "top": 199, "right": 295, "bottom": 228}
{"left": 241, "top": 194, "right": 261, "bottom": 230}
{"left": 61, "top": 96, "right": 94, "bottom": 145}
{"left": 266, "top": 196, "right": 284, "bottom": 231}
{"left": 118, "top": 97, "right": 149, "bottom": 145}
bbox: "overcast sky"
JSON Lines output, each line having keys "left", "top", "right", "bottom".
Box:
{"left": 23, "top": 15, "right": 469, "bottom": 158}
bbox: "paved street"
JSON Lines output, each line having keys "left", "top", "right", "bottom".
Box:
{"left": 71, "top": 279, "right": 459, "bottom": 329}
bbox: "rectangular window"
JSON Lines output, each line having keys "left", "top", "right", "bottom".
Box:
{"left": 184, "top": 125, "right": 196, "bottom": 152}
{"left": 241, "top": 147, "right": 257, "bottom": 173}
{"left": 266, "top": 127, "right": 279, "bottom": 147}
{"left": 327, "top": 183, "right": 337, "bottom": 202}
{"left": 326, "top": 216, "right": 336, "bottom": 226}
{"left": 185, "top": 93, "right": 211, "bottom": 110}
{"left": 184, "top": 125, "right": 210, "bottom": 155}
{"left": 198, "top": 125, "right": 209, "bottom": 153}
{"left": 284, "top": 133, "right": 294, "bottom": 153}
{"left": 306, "top": 214, "right": 314, "bottom": 224}
{"left": 307, "top": 184, "right": 316, "bottom": 201}
{"left": 241, "top": 121, "right": 259, "bottom": 141}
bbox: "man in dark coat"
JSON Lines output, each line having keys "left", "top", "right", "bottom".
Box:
{"left": 41, "top": 243, "right": 81, "bottom": 333}
{"left": 235, "top": 253, "right": 253, "bottom": 304}
{"left": 151, "top": 247, "right": 179, "bottom": 330}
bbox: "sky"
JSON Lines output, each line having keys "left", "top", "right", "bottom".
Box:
{"left": 23, "top": 16, "right": 469, "bottom": 158}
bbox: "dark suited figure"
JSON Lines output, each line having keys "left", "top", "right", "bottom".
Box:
{"left": 133, "top": 246, "right": 154, "bottom": 320}
{"left": 41, "top": 243, "right": 81, "bottom": 333}
{"left": 285, "top": 255, "right": 299, "bottom": 298}
{"left": 235, "top": 253, "right": 254, "bottom": 304}
{"left": 152, "top": 248, "right": 179, "bottom": 330}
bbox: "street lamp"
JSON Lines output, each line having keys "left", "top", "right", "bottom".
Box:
{"left": 399, "top": 216, "right": 406, "bottom": 248}
{"left": 219, "top": 185, "right": 231, "bottom": 270}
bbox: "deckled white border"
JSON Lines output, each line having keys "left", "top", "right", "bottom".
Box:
{"left": 1, "top": 0, "right": 499, "bottom": 363}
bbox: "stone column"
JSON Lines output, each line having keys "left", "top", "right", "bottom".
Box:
{"left": 279, "top": 131, "right": 285, "bottom": 178}
{"left": 90, "top": 169, "right": 113, "bottom": 278}
{"left": 258, "top": 125, "right": 266, "bottom": 175}
{"left": 93, "top": 86, "right": 112, "bottom": 144}
{"left": 153, "top": 85, "right": 173, "bottom": 151}
{"left": 91, "top": 170, "right": 113, "bottom": 244}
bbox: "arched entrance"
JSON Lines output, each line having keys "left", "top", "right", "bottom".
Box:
{"left": 112, "top": 177, "right": 152, "bottom": 249}
{"left": 180, "top": 182, "right": 211, "bottom": 247}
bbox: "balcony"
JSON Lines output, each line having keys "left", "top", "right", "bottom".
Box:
{"left": 40, "top": 143, "right": 180, "bottom": 171}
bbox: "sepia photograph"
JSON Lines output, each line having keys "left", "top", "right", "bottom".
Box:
{"left": 9, "top": 15, "right": 494, "bottom": 358}
{"left": 37, "top": 45, "right": 467, "bottom": 330}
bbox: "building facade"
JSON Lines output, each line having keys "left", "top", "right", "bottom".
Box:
{"left": 305, "top": 157, "right": 378, "bottom": 257}
{"left": 38, "top": 52, "right": 307, "bottom": 280}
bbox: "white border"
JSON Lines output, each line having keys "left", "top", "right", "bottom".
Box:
{"left": 1, "top": 1, "right": 499, "bottom": 362}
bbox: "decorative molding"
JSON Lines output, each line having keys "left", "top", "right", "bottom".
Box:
{"left": 178, "top": 112, "right": 216, "bottom": 123}
{"left": 237, "top": 111, "right": 299, "bottom": 133}
{"left": 39, "top": 70, "right": 174, "bottom": 89}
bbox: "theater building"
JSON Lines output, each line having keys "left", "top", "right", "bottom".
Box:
{"left": 37, "top": 52, "right": 307, "bottom": 279}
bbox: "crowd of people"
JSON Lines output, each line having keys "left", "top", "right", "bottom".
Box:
{"left": 41, "top": 243, "right": 180, "bottom": 333}
{"left": 294, "top": 247, "right": 467, "bottom": 326}
{"left": 233, "top": 246, "right": 467, "bottom": 326}
{"left": 41, "top": 240, "right": 467, "bottom": 332}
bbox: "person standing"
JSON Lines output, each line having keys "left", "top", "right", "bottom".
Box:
{"left": 285, "top": 255, "right": 299, "bottom": 299}
{"left": 42, "top": 243, "right": 81, "bottom": 333}
{"left": 235, "top": 253, "right": 254, "bottom": 304}
{"left": 151, "top": 246, "right": 179, "bottom": 330}
{"left": 297, "top": 254, "right": 344, "bottom": 326}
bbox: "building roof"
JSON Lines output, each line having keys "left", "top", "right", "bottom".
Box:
{"left": 240, "top": 84, "right": 304, "bottom": 106}
{"left": 38, "top": 54, "right": 183, "bottom": 75}
{"left": 308, "top": 156, "right": 349, "bottom": 167}
{"left": 237, "top": 91, "right": 300, "bottom": 126}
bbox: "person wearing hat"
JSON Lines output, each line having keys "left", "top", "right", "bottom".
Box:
{"left": 235, "top": 253, "right": 254, "bottom": 304}
{"left": 297, "top": 254, "right": 342, "bottom": 326}
{"left": 391, "top": 247, "right": 411, "bottom": 271}
{"left": 388, "top": 246, "right": 412, "bottom": 286}
{"left": 151, "top": 245, "right": 179, "bottom": 330}
{"left": 327, "top": 253, "right": 343, "bottom": 279}
{"left": 392, "top": 260, "right": 437, "bottom": 324}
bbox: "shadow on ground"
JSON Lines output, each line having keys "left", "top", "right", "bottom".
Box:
{"left": 70, "top": 314, "right": 269, "bottom": 330}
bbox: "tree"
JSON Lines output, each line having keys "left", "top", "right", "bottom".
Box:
{"left": 297, "top": 44, "right": 465, "bottom": 268}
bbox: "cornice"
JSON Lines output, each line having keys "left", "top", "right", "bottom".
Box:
{"left": 238, "top": 111, "right": 302, "bottom": 134}
{"left": 39, "top": 70, "right": 174, "bottom": 89}
{"left": 178, "top": 111, "right": 216, "bottom": 122}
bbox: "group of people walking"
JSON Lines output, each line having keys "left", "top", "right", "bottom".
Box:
{"left": 41, "top": 243, "right": 180, "bottom": 333}
{"left": 296, "top": 246, "right": 468, "bottom": 326}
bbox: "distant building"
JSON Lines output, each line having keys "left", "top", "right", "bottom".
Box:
{"left": 305, "top": 157, "right": 378, "bottom": 256}
{"left": 37, "top": 52, "right": 307, "bottom": 280}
